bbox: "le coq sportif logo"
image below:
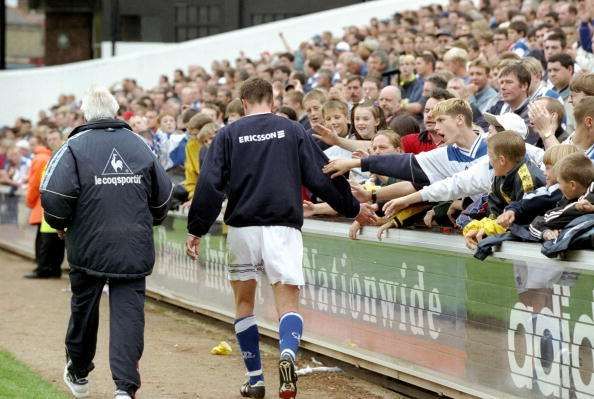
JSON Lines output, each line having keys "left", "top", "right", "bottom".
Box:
{"left": 102, "top": 148, "right": 133, "bottom": 175}
{"left": 94, "top": 148, "right": 142, "bottom": 186}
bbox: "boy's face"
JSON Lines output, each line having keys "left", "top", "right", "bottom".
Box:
{"left": 507, "top": 29, "right": 520, "bottom": 43}
{"left": 205, "top": 132, "right": 216, "bottom": 146}
{"left": 434, "top": 114, "right": 462, "bottom": 145}
{"left": 304, "top": 100, "right": 323, "bottom": 125}
{"left": 569, "top": 90, "right": 587, "bottom": 106}
{"left": 227, "top": 112, "right": 241, "bottom": 123}
{"left": 188, "top": 127, "right": 199, "bottom": 137}
{"left": 160, "top": 115, "right": 176, "bottom": 133}
{"left": 469, "top": 66, "right": 489, "bottom": 91}
{"left": 202, "top": 107, "right": 218, "bottom": 122}
{"left": 544, "top": 164, "right": 556, "bottom": 187}
{"left": 558, "top": 178, "right": 587, "bottom": 200}
{"left": 323, "top": 109, "right": 349, "bottom": 137}
{"left": 415, "top": 58, "right": 429, "bottom": 76}
{"left": 488, "top": 149, "right": 509, "bottom": 177}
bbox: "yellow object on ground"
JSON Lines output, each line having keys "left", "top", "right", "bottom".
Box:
{"left": 210, "top": 341, "right": 232, "bottom": 355}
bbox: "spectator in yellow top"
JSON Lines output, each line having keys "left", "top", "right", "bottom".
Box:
{"left": 464, "top": 131, "right": 546, "bottom": 249}
{"left": 184, "top": 113, "right": 213, "bottom": 201}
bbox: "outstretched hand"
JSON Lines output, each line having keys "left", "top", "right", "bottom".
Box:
{"left": 351, "top": 150, "right": 369, "bottom": 160}
{"left": 464, "top": 229, "right": 485, "bottom": 250}
{"left": 496, "top": 210, "right": 516, "bottom": 228}
{"left": 349, "top": 220, "right": 362, "bottom": 240}
{"left": 355, "top": 203, "right": 378, "bottom": 225}
{"left": 186, "top": 234, "right": 201, "bottom": 260}
{"left": 312, "top": 124, "right": 340, "bottom": 146}
{"left": 382, "top": 197, "right": 409, "bottom": 218}
{"left": 350, "top": 183, "right": 372, "bottom": 203}
{"left": 303, "top": 200, "right": 316, "bottom": 218}
{"left": 377, "top": 219, "right": 395, "bottom": 241}
{"left": 528, "top": 102, "right": 558, "bottom": 140}
{"left": 323, "top": 159, "right": 359, "bottom": 178}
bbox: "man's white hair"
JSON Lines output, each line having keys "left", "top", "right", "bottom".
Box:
{"left": 80, "top": 86, "right": 119, "bottom": 121}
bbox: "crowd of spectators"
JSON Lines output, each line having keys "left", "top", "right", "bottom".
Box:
{"left": 2, "top": 0, "right": 594, "bottom": 254}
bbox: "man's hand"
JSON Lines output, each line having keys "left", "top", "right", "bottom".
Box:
{"left": 423, "top": 209, "right": 436, "bottom": 228}
{"left": 543, "top": 229, "right": 560, "bottom": 241}
{"left": 348, "top": 220, "right": 362, "bottom": 240}
{"left": 351, "top": 150, "right": 369, "bottom": 159}
{"left": 182, "top": 200, "right": 192, "bottom": 209}
{"left": 355, "top": 203, "right": 378, "bottom": 225}
{"left": 312, "top": 124, "right": 340, "bottom": 146}
{"left": 576, "top": 198, "right": 594, "bottom": 212}
{"left": 528, "top": 102, "right": 558, "bottom": 141}
{"left": 447, "top": 199, "right": 464, "bottom": 226}
{"left": 303, "top": 200, "right": 316, "bottom": 218}
{"left": 377, "top": 219, "right": 395, "bottom": 240}
{"left": 464, "top": 229, "right": 485, "bottom": 250}
{"left": 350, "top": 183, "right": 372, "bottom": 203}
{"left": 382, "top": 197, "right": 409, "bottom": 218}
{"left": 57, "top": 229, "right": 66, "bottom": 240}
{"left": 496, "top": 210, "right": 516, "bottom": 228}
{"left": 186, "top": 234, "right": 201, "bottom": 260}
{"left": 322, "top": 159, "right": 359, "bottom": 178}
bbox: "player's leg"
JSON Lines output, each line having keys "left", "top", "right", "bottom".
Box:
{"left": 227, "top": 227, "right": 265, "bottom": 398}
{"left": 273, "top": 283, "right": 302, "bottom": 399}
{"left": 272, "top": 284, "right": 302, "bottom": 362}
{"left": 261, "top": 226, "right": 304, "bottom": 399}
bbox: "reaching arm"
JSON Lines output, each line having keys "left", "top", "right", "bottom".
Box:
{"left": 300, "top": 131, "right": 360, "bottom": 218}
{"left": 312, "top": 124, "right": 371, "bottom": 152}
{"left": 418, "top": 158, "right": 492, "bottom": 203}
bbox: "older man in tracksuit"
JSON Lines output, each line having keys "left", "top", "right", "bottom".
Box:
{"left": 40, "top": 87, "right": 173, "bottom": 399}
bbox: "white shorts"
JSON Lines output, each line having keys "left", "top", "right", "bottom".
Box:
{"left": 226, "top": 226, "right": 304, "bottom": 286}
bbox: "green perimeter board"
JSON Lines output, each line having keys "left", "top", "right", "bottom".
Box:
{"left": 156, "top": 215, "right": 594, "bottom": 398}
{"left": 158, "top": 215, "right": 594, "bottom": 326}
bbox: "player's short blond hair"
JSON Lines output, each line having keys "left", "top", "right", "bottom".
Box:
{"left": 429, "top": 98, "right": 473, "bottom": 128}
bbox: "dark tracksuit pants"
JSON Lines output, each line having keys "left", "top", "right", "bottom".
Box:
{"left": 66, "top": 269, "right": 146, "bottom": 394}
{"left": 34, "top": 225, "right": 65, "bottom": 276}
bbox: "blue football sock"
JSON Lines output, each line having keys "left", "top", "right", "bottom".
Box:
{"left": 279, "top": 312, "right": 303, "bottom": 362}
{"left": 235, "top": 315, "right": 263, "bottom": 385}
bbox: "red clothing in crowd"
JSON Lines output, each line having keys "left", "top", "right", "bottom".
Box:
{"left": 400, "top": 132, "right": 437, "bottom": 154}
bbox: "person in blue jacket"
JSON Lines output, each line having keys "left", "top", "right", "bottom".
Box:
{"left": 185, "top": 77, "right": 364, "bottom": 399}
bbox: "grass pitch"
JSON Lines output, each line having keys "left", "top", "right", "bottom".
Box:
{"left": 0, "top": 350, "right": 68, "bottom": 399}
